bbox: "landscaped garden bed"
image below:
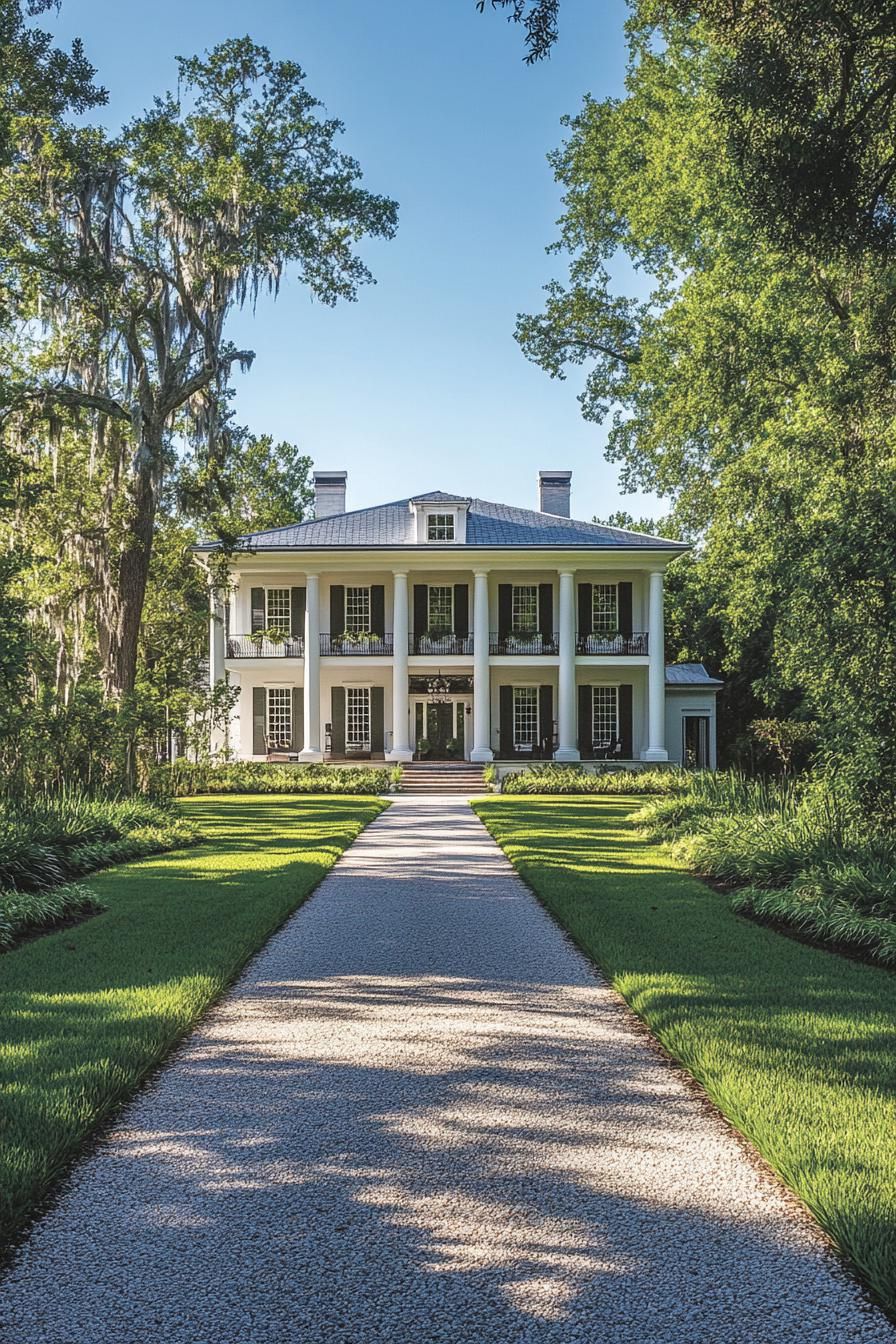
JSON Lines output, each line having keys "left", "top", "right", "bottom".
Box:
{"left": 0, "top": 793, "right": 201, "bottom": 949}
{"left": 153, "top": 760, "right": 394, "bottom": 797}
{"left": 0, "top": 794, "right": 385, "bottom": 1257}
{"left": 474, "top": 796, "right": 896, "bottom": 1315}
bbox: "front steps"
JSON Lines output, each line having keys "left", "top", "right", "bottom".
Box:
{"left": 397, "top": 761, "right": 487, "bottom": 795}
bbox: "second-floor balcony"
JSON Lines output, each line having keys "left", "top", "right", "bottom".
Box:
{"left": 490, "top": 631, "right": 559, "bottom": 656}
{"left": 227, "top": 634, "right": 304, "bottom": 658}
{"left": 321, "top": 633, "right": 394, "bottom": 656}
{"left": 577, "top": 632, "right": 648, "bottom": 655}
{"left": 412, "top": 633, "right": 474, "bottom": 655}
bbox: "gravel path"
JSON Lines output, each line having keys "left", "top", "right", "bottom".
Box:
{"left": 1, "top": 797, "right": 891, "bottom": 1344}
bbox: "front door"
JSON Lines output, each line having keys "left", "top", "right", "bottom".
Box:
{"left": 426, "top": 703, "right": 453, "bottom": 758}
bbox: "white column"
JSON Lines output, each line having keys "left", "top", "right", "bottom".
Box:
{"left": 387, "top": 571, "right": 413, "bottom": 761}
{"left": 208, "top": 588, "right": 227, "bottom": 757}
{"left": 471, "top": 569, "right": 493, "bottom": 762}
{"left": 555, "top": 569, "right": 580, "bottom": 761}
{"left": 299, "top": 573, "right": 323, "bottom": 762}
{"left": 642, "top": 568, "right": 668, "bottom": 761}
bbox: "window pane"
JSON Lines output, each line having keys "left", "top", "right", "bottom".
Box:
{"left": 512, "top": 585, "right": 538, "bottom": 632}
{"left": 513, "top": 686, "right": 538, "bottom": 746}
{"left": 347, "top": 687, "right": 371, "bottom": 747}
{"left": 427, "top": 585, "right": 453, "bottom": 631}
{"left": 591, "top": 686, "right": 618, "bottom": 746}
{"left": 427, "top": 513, "right": 455, "bottom": 541}
{"left": 592, "top": 584, "right": 618, "bottom": 633}
{"left": 266, "top": 588, "right": 291, "bottom": 630}
{"left": 266, "top": 687, "right": 292, "bottom": 745}
{"left": 345, "top": 586, "right": 370, "bottom": 632}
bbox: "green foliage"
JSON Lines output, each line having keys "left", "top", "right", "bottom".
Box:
{"left": 0, "top": 794, "right": 384, "bottom": 1252}
{"left": 634, "top": 772, "right": 896, "bottom": 965}
{"left": 0, "top": 791, "right": 198, "bottom": 891}
{"left": 0, "top": 882, "right": 100, "bottom": 951}
{"left": 475, "top": 797, "right": 896, "bottom": 1313}
{"left": 154, "top": 760, "right": 392, "bottom": 797}
{"left": 501, "top": 763, "right": 686, "bottom": 795}
{"left": 750, "top": 718, "right": 818, "bottom": 776}
{"left": 516, "top": 17, "right": 896, "bottom": 815}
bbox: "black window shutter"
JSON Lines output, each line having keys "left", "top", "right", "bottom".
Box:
{"left": 371, "top": 686, "right": 385, "bottom": 752}
{"left": 577, "top": 583, "right": 593, "bottom": 638}
{"left": 370, "top": 585, "right": 385, "bottom": 637}
{"left": 331, "top": 686, "right": 346, "bottom": 755}
{"left": 619, "top": 684, "right": 633, "bottom": 758}
{"left": 618, "top": 582, "right": 633, "bottom": 638}
{"left": 538, "top": 584, "right": 553, "bottom": 641}
{"left": 291, "top": 587, "right": 306, "bottom": 638}
{"left": 251, "top": 587, "right": 265, "bottom": 633}
{"left": 453, "top": 584, "right": 469, "bottom": 638}
{"left": 330, "top": 585, "right": 345, "bottom": 636}
{"left": 253, "top": 687, "right": 266, "bottom": 754}
{"left": 578, "top": 684, "right": 592, "bottom": 757}
{"left": 498, "top": 585, "right": 512, "bottom": 640}
{"left": 292, "top": 687, "right": 304, "bottom": 751}
{"left": 499, "top": 684, "right": 514, "bottom": 757}
{"left": 413, "top": 585, "right": 428, "bottom": 640}
{"left": 539, "top": 684, "right": 553, "bottom": 755}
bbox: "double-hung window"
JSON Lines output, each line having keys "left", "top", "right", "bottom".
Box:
{"left": 347, "top": 686, "right": 371, "bottom": 749}
{"left": 427, "top": 513, "right": 455, "bottom": 542}
{"left": 266, "top": 588, "right": 291, "bottom": 631}
{"left": 511, "top": 585, "right": 538, "bottom": 633}
{"left": 427, "top": 585, "right": 453, "bottom": 633}
{"left": 513, "top": 686, "right": 539, "bottom": 748}
{"left": 345, "top": 586, "right": 371, "bottom": 633}
{"left": 266, "top": 687, "right": 292, "bottom": 746}
{"left": 592, "top": 583, "right": 618, "bottom": 634}
{"left": 592, "top": 686, "right": 618, "bottom": 747}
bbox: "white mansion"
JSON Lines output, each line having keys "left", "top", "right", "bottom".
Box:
{"left": 195, "top": 471, "right": 720, "bottom": 768}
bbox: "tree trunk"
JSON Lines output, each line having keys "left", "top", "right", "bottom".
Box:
{"left": 100, "top": 443, "right": 160, "bottom": 701}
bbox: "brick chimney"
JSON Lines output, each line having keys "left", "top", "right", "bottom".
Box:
{"left": 313, "top": 471, "right": 347, "bottom": 519}
{"left": 538, "top": 470, "right": 572, "bottom": 517}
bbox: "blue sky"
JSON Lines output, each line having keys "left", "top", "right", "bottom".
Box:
{"left": 47, "top": 0, "right": 655, "bottom": 522}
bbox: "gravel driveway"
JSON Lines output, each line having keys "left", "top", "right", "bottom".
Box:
{"left": 1, "top": 797, "right": 891, "bottom": 1344}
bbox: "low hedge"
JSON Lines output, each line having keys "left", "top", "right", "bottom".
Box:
{"left": 500, "top": 764, "right": 687, "bottom": 795}
{"left": 0, "top": 882, "right": 102, "bottom": 950}
{"left": 154, "top": 760, "right": 393, "bottom": 797}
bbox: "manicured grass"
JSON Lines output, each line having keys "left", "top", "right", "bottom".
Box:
{"left": 474, "top": 796, "right": 896, "bottom": 1313}
{"left": 0, "top": 794, "right": 384, "bottom": 1255}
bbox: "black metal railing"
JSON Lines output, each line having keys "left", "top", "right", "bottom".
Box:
{"left": 576, "top": 632, "right": 648, "bottom": 655}
{"left": 411, "top": 634, "right": 474, "bottom": 655}
{"left": 320, "top": 633, "right": 394, "bottom": 656}
{"left": 227, "top": 635, "right": 304, "bottom": 658}
{"left": 489, "top": 632, "right": 559, "bottom": 655}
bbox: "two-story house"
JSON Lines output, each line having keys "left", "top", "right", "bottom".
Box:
{"left": 194, "top": 471, "right": 720, "bottom": 768}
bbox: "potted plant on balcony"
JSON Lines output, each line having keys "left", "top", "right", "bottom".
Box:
{"left": 507, "top": 626, "right": 538, "bottom": 652}
{"left": 419, "top": 626, "right": 451, "bottom": 653}
{"left": 341, "top": 629, "right": 378, "bottom": 651}
{"left": 249, "top": 626, "right": 289, "bottom": 653}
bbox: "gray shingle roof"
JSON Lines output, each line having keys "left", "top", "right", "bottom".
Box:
{"left": 195, "top": 492, "right": 685, "bottom": 551}
{"left": 665, "top": 663, "right": 723, "bottom": 687}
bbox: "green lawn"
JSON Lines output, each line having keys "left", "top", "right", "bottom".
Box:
{"left": 474, "top": 796, "right": 896, "bottom": 1313}
{"left": 0, "top": 794, "right": 384, "bottom": 1255}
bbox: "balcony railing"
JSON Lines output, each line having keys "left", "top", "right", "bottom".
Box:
{"left": 490, "top": 632, "right": 559, "bottom": 656}
{"left": 227, "top": 634, "right": 304, "bottom": 658}
{"left": 321, "top": 633, "right": 394, "bottom": 656}
{"left": 411, "top": 634, "right": 474, "bottom": 655}
{"left": 576, "top": 632, "right": 648, "bottom": 655}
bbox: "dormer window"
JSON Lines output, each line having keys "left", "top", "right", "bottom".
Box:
{"left": 427, "top": 512, "right": 455, "bottom": 542}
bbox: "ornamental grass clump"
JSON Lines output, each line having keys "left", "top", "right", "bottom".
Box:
{"left": 0, "top": 883, "right": 102, "bottom": 951}
{"left": 634, "top": 771, "right": 896, "bottom": 964}
{"left": 0, "top": 791, "right": 198, "bottom": 893}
